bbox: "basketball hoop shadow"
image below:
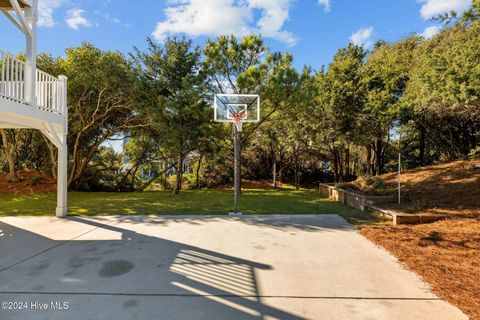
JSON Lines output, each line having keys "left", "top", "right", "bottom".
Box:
{"left": 0, "top": 217, "right": 305, "bottom": 320}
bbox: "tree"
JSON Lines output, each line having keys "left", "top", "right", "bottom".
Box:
{"left": 311, "top": 44, "right": 366, "bottom": 182}
{"left": 131, "top": 38, "right": 211, "bottom": 194}
{"left": 204, "top": 35, "right": 268, "bottom": 94}
{"left": 0, "top": 129, "right": 20, "bottom": 180}
{"left": 403, "top": 20, "right": 480, "bottom": 160}
{"left": 36, "top": 43, "right": 141, "bottom": 189}
{"left": 360, "top": 38, "right": 418, "bottom": 172}
{"left": 121, "top": 134, "right": 176, "bottom": 192}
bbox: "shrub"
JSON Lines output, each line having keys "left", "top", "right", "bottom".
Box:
{"left": 373, "top": 177, "right": 385, "bottom": 190}
{"left": 31, "top": 175, "right": 44, "bottom": 186}
{"left": 363, "top": 176, "right": 375, "bottom": 186}
{"left": 468, "top": 146, "right": 480, "bottom": 157}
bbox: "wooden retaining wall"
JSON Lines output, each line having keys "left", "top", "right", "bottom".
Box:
{"left": 319, "top": 183, "right": 443, "bottom": 225}
{"left": 319, "top": 184, "right": 395, "bottom": 212}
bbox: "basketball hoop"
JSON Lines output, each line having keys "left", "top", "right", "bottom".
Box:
{"left": 231, "top": 112, "right": 246, "bottom": 132}
{"left": 213, "top": 93, "right": 260, "bottom": 214}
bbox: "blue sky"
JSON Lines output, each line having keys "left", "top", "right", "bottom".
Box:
{"left": 0, "top": 0, "right": 473, "bottom": 71}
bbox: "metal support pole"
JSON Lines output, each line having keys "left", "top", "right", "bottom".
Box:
{"left": 273, "top": 160, "right": 277, "bottom": 188}
{"left": 398, "top": 151, "right": 401, "bottom": 205}
{"left": 233, "top": 124, "right": 241, "bottom": 213}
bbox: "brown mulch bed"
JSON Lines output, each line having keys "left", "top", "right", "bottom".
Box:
{"left": 0, "top": 170, "right": 56, "bottom": 194}
{"left": 360, "top": 218, "right": 480, "bottom": 320}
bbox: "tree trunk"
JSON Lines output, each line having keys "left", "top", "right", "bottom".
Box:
{"left": 352, "top": 157, "right": 358, "bottom": 178}
{"left": 272, "top": 159, "right": 277, "bottom": 188}
{"left": 42, "top": 135, "right": 58, "bottom": 179}
{"left": 366, "top": 145, "right": 373, "bottom": 176}
{"left": 374, "top": 137, "right": 384, "bottom": 175}
{"left": 0, "top": 129, "right": 18, "bottom": 180}
{"left": 346, "top": 145, "right": 351, "bottom": 181}
{"left": 278, "top": 152, "right": 284, "bottom": 183}
{"left": 333, "top": 149, "right": 339, "bottom": 183}
{"left": 195, "top": 154, "right": 203, "bottom": 189}
{"left": 136, "top": 163, "right": 175, "bottom": 192}
{"left": 338, "top": 148, "right": 344, "bottom": 182}
{"left": 419, "top": 126, "right": 426, "bottom": 167}
{"left": 5, "top": 151, "right": 16, "bottom": 180}
{"left": 294, "top": 162, "right": 299, "bottom": 190}
{"left": 174, "top": 152, "right": 183, "bottom": 195}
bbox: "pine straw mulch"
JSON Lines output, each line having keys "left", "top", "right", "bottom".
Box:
{"left": 345, "top": 158, "right": 480, "bottom": 217}
{"left": 0, "top": 170, "right": 56, "bottom": 194}
{"left": 380, "top": 158, "right": 480, "bottom": 217}
{"left": 359, "top": 217, "right": 480, "bottom": 320}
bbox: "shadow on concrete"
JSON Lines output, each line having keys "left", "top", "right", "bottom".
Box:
{"left": 88, "top": 214, "right": 355, "bottom": 233}
{"left": 0, "top": 217, "right": 308, "bottom": 319}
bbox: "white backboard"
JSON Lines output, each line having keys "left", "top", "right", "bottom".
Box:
{"left": 214, "top": 94, "right": 260, "bottom": 123}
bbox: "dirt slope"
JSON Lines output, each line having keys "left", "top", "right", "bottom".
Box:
{"left": 349, "top": 158, "right": 480, "bottom": 217}
{"left": 0, "top": 170, "right": 56, "bottom": 194}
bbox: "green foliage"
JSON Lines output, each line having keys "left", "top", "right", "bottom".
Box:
{"left": 4, "top": 3, "right": 480, "bottom": 191}
{"left": 373, "top": 177, "right": 385, "bottom": 190}
{"left": 364, "top": 177, "right": 374, "bottom": 186}
{"left": 406, "top": 23, "right": 480, "bottom": 109}
{"left": 469, "top": 146, "right": 480, "bottom": 157}
{"left": 31, "top": 175, "right": 44, "bottom": 186}
{"left": 204, "top": 34, "right": 267, "bottom": 93}
{"left": 402, "top": 20, "right": 480, "bottom": 159}
{"left": 131, "top": 37, "right": 212, "bottom": 194}
{"left": 37, "top": 42, "right": 141, "bottom": 189}
{"left": 74, "top": 147, "right": 123, "bottom": 191}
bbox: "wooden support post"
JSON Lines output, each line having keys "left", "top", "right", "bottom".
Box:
{"left": 24, "top": 0, "right": 37, "bottom": 106}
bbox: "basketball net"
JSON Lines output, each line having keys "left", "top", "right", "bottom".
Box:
{"left": 231, "top": 112, "right": 245, "bottom": 132}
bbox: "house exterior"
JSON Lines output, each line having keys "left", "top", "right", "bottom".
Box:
{"left": 0, "top": 0, "right": 68, "bottom": 217}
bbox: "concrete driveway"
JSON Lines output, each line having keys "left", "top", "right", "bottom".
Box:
{"left": 0, "top": 215, "right": 467, "bottom": 320}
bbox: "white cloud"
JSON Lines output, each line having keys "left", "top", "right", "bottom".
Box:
{"left": 350, "top": 27, "right": 374, "bottom": 48}
{"left": 249, "top": 0, "right": 296, "bottom": 44}
{"left": 38, "top": 0, "right": 67, "bottom": 27}
{"left": 104, "top": 13, "right": 121, "bottom": 24}
{"left": 418, "top": 0, "right": 472, "bottom": 19}
{"left": 152, "top": 0, "right": 297, "bottom": 46}
{"left": 65, "top": 9, "right": 92, "bottom": 30}
{"left": 103, "top": 13, "right": 132, "bottom": 27}
{"left": 318, "top": 0, "right": 331, "bottom": 12}
{"left": 421, "top": 25, "right": 442, "bottom": 38}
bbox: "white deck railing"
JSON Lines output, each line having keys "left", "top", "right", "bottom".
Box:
{"left": 0, "top": 50, "right": 65, "bottom": 115}
{"left": 0, "top": 51, "right": 25, "bottom": 104}
{"left": 36, "top": 69, "right": 63, "bottom": 114}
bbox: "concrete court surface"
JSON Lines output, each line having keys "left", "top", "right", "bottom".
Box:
{"left": 0, "top": 214, "right": 467, "bottom": 320}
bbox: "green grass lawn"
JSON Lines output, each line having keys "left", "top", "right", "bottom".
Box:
{"left": 0, "top": 188, "right": 361, "bottom": 216}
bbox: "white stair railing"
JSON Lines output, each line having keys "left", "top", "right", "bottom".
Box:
{"left": 0, "top": 50, "right": 65, "bottom": 115}
{"left": 0, "top": 51, "right": 26, "bottom": 104}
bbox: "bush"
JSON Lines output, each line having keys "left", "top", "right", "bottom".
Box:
{"left": 468, "top": 146, "right": 480, "bottom": 157}
{"left": 31, "top": 175, "right": 44, "bottom": 186}
{"left": 165, "top": 173, "right": 199, "bottom": 191}
{"left": 336, "top": 182, "right": 360, "bottom": 191}
{"left": 363, "top": 176, "right": 374, "bottom": 186}
{"left": 373, "top": 177, "right": 385, "bottom": 190}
